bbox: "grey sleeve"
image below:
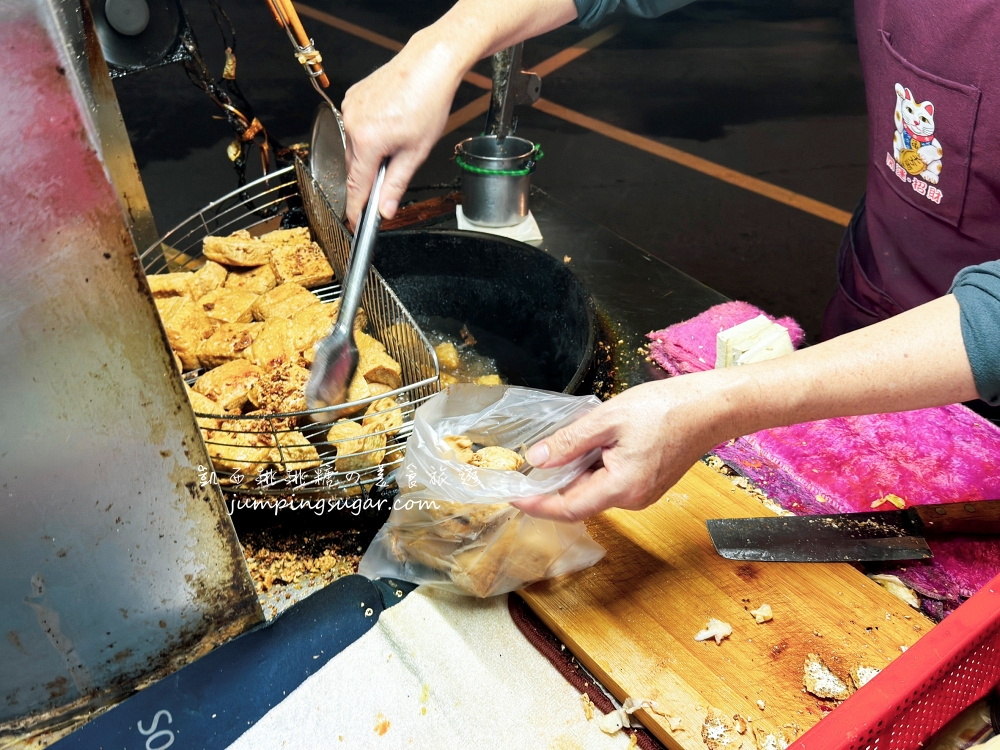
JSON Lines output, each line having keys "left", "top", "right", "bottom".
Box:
{"left": 950, "top": 260, "right": 1000, "bottom": 406}
{"left": 574, "top": 0, "right": 698, "bottom": 28}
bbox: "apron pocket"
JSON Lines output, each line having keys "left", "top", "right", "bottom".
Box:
{"left": 873, "top": 29, "right": 981, "bottom": 227}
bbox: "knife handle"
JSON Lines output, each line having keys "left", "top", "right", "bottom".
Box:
{"left": 914, "top": 501, "right": 1000, "bottom": 536}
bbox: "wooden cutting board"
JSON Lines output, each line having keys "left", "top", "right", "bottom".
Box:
{"left": 520, "top": 461, "right": 933, "bottom": 749}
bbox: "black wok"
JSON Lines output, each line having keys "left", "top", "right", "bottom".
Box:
{"left": 373, "top": 230, "right": 597, "bottom": 393}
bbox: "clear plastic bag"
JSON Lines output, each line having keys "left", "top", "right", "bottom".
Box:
{"left": 358, "top": 384, "right": 606, "bottom": 597}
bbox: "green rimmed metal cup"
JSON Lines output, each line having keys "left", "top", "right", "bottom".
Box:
{"left": 455, "top": 135, "right": 542, "bottom": 227}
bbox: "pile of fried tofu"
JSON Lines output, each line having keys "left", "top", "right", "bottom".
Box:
{"left": 150, "top": 226, "right": 406, "bottom": 482}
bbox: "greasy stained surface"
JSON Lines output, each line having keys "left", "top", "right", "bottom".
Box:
{"left": 0, "top": 0, "right": 260, "bottom": 736}
{"left": 112, "top": 0, "right": 865, "bottom": 341}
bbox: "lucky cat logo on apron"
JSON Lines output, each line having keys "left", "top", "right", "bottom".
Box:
{"left": 886, "top": 83, "right": 944, "bottom": 204}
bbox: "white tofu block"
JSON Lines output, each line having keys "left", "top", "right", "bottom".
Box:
{"left": 715, "top": 315, "right": 794, "bottom": 368}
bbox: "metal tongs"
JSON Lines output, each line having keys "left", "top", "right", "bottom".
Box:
{"left": 305, "top": 160, "right": 388, "bottom": 417}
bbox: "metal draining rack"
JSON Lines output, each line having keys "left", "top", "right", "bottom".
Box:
{"left": 140, "top": 162, "right": 440, "bottom": 496}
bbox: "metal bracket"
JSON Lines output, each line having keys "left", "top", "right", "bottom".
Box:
{"left": 484, "top": 42, "right": 541, "bottom": 143}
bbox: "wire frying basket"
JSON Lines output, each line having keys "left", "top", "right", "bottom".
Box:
{"left": 141, "top": 162, "right": 440, "bottom": 496}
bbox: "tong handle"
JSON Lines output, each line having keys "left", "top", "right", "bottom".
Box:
{"left": 335, "top": 160, "right": 388, "bottom": 335}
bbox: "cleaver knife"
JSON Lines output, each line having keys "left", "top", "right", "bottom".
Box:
{"left": 707, "top": 499, "right": 1000, "bottom": 562}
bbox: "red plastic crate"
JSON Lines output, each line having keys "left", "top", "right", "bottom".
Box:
{"left": 791, "top": 574, "right": 1000, "bottom": 749}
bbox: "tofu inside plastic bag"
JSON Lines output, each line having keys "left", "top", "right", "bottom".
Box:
{"left": 358, "top": 385, "right": 607, "bottom": 596}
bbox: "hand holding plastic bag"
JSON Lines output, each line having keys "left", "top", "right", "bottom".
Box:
{"left": 358, "top": 385, "right": 606, "bottom": 596}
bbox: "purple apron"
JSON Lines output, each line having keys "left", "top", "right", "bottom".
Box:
{"left": 821, "top": 0, "right": 1000, "bottom": 340}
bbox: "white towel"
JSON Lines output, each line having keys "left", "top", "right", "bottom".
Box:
{"left": 228, "top": 587, "right": 632, "bottom": 750}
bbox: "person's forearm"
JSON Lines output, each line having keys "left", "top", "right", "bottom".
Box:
{"left": 710, "top": 294, "right": 979, "bottom": 440}
{"left": 403, "top": 0, "right": 578, "bottom": 83}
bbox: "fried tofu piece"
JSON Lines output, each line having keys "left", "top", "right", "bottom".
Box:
{"left": 203, "top": 229, "right": 272, "bottom": 267}
{"left": 272, "top": 430, "right": 321, "bottom": 472}
{"left": 382, "top": 446, "right": 405, "bottom": 466}
{"left": 359, "top": 347, "right": 403, "bottom": 390}
{"left": 259, "top": 226, "right": 311, "bottom": 248}
{"left": 202, "top": 417, "right": 274, "bottom": 475}
{"left": 246, "top": 317, "right": 300, "bottom": 369}
{"left": 185, "top": 385, "right": 227, "bottom": 429}
{"left": 290, "top": 301, "right": 367, "bottom": 353}
{"left": 252, "top": 283, "right": 320, "bottom": 321}
{"left": 148, "top": 272, "right": 192, "bottom": 299}
{"left": 470, "top": 446, "right": 524, "bottom": 472}
{"left": 326, "top": 419, "right": 363, "bottom": 447}
{"left": 440, "top": 372, "right": 460, "bottom": 387}
{"left": 224, "top": 264, "right": 276, "bottom": 295}
{"left": 269, "top": 241, "right": 334, "bottom": 288}
{"left": 443, "top": 435, "right": 475, "bottom": 464}
{"left": 248, "top": 362, "right": 310, "bottom": 414}
{"left": 188, "top": 260, "right": 228, "bottom": 300}
{"left": 156, "top": 296, "right": 218, "bottom": 370}
{"left": 196, "top": 322, "right": 263, "bottom": 368}
{"left": 367, "top": 382, "right": 394, "bottom": 397}
{"left": 435, "top": 342, "right": 461, "bottom": 370}
{"left": 382, "top": 322, "right": 429, "bottom": 362}
{"left": 803, "top": 653, "right": 852, "bottom": 700}
{"left": 362, "top": 397, "right": 404, "bottom": 439}
{"left": 334, "top": 422, "right": 387, "bottom": 473}
{"left": 475, "top": 374, "right": 503, "bottom": 386}
{"left": 197, "top": 288, "right": 259, "bottom": 324}
{"left": 172, "top": 351, "right": 185, "bottom": 373}
{"left": 191, "top": 359, "right": 263, "bottom": 413}
{"left": 451, "top": 517, "right": 522, "bottom": 597}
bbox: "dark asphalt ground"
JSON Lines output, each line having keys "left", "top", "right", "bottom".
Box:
{"left": 112, "top": 0, "right": 866, "bottom": 341}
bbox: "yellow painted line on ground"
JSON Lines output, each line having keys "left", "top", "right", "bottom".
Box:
{"left": 293, "top": 5, "right": 850, "bottom": 226}
{"left": 532, "top": 23, "right": 622, "bottom": 77}
{"left": 295, "top": 3, "right": 402, "bottom": 52}
{"left": 533, "top": 98, "right": 852, "bottom": 226}
{"left": 443, "top": 93, "right": 492, "bottom": 135}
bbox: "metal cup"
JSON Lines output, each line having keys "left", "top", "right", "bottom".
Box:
{"left": 455, "top": 135, "right": 537, "bottom": 227}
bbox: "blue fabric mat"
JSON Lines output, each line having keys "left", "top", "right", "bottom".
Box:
{"left": 53, "top": 575, "right": 415, "bottom": 749}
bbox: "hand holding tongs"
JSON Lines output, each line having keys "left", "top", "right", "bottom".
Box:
{"left": 305, "top": 160, "right": 388, "bottom": 418}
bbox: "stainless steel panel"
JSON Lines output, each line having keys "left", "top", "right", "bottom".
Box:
{"left": 0, "top": 0, "right": 262, "bottom": 736}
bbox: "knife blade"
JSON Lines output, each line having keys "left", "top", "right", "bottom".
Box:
{"left": 706, "top": 499, "right": 1000, "bottom": 562}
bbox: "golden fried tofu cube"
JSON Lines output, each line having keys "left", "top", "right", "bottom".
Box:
{"left": 360, "top": 350, "right": 403, "bottom": 390}
{"left": 435, "top": 342, "right": 461, "bottom": 371}
{"left": 272, "top": 430, "right": 321, "bottom": 472}
{"left": 148, "top": 272, "right": 192, "bottom": 299}
{"left": 197, "top": 288, "right": 259, "bottom": 324}
{"left": 251, "top": 283, "right": 320, "bottom": 321}
{"left": 382, "top": 322, "right": 421, "bottom": 361}
{"left": 185, "top": 385, "right": 227, "bottom": 429}
{"left": 290, "top": 301, "right": 368, "bottom": 353}
{"left": 246, "top": 317, "right": 299, "bottom": 369}
{"left": 224, "top": 264, "right": 277, "bottom": 295}
{"left": 470, "top": 446, "right": 524, "bottom": 472}
{"left": 192, "top": 359, "right": 263, "bottom": 413}
{"left": 203, "top": 229, "right": 272, "bottom": 267}
{"left": 326, "top": 419, "right": 363, "bottom": 446}
{"left": 269, "top": 241, "right": 334, "bottom": 288}
{"left": 202, "top": 417, "right": 274, "bottom": 475}
{"left": 362, "top": 397, "right": 404, "bottom": 439}
{"left": 156, "top": 296, "right": 217, "bottom": 371}
{"left": 196, "top": 322, "right": 263, "bottom": 369}
{"left": 334, "top": 423, "right": 387, "bottom": 473}
{"left": 188, "top": 260, "right": 228, "bottom": 300}
{"left": 367, "top": 382, "right": 394, "bottom": 397}
{"left": 440, "top": 372, "right": 460, "bottom": 387}
{"left": 443, "top": 435, "right": 475, "bottom": 464}
{"left": 259, "top": 226, "right": 311, "bottom": 248}
{"left": 248, "top": 362, "right": 310, "bottom": 414}
{"left": 475, "top": 374, "right": 503, "bottom": 386}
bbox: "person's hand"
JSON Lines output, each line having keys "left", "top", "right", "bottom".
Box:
{"left": 513, "top": 374, "right": 738, "bottom": 522}
{"left": 341, "top": 32, "right": 466, "bottom": 227}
